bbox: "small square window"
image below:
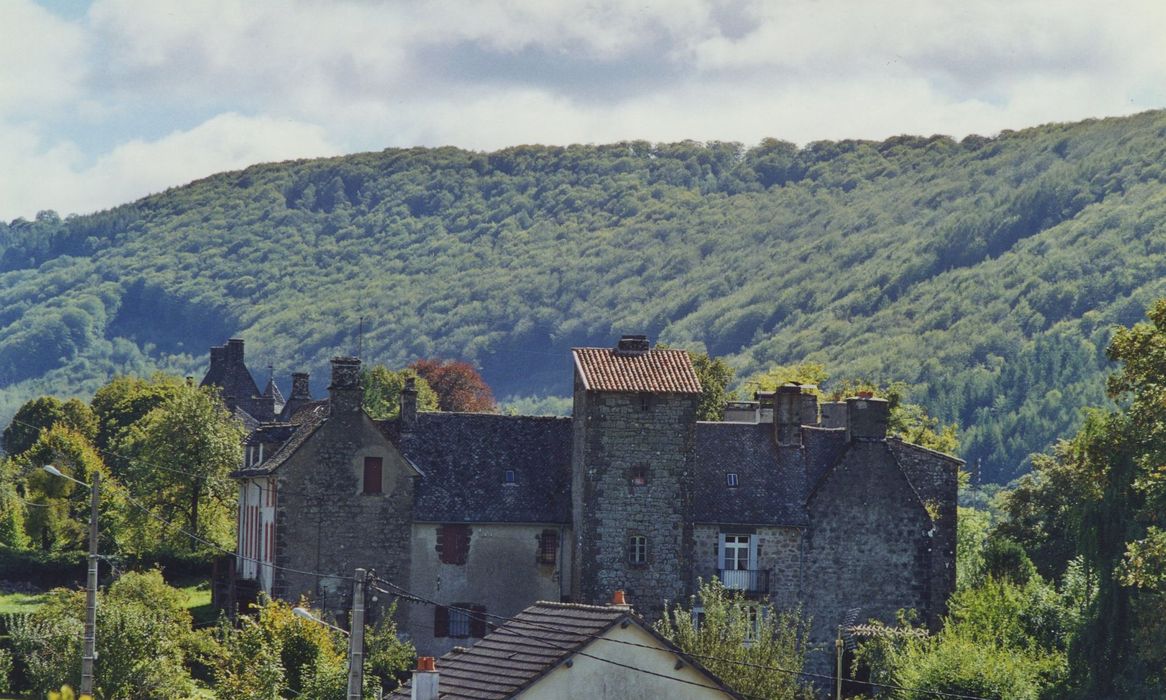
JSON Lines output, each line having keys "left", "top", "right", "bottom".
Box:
{"left": 726, "top": 473, "right": 739, "bottom": 487}
{"left": 503, "top": 469, "right": 517, "bottom": 484}
{"left": 628, "top": 535, "right": 647, "bottom": 566}
{"left": 448, "top": 607, "right": 470, "bottom": 638}
{"left": 630, "top": 464, "right": 649, "bottom": 487}
{"left": 639, "top": 393, "right": 653, "bottom": 412}
{"left": 537, "top": 529, "right": 558, "bottom": 565}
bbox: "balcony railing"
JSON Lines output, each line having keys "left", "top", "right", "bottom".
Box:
{"left": 719, "top": 568, "right": 770, "bottom": 594}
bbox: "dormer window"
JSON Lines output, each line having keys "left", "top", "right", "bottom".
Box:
{"left": 726, "top": 473, "right": 739, "bottom": 487}
{"left": 503, "top": 469, "right": 517, "bottom": 485}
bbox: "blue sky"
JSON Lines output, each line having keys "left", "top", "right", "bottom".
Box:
{"left": 2, "top": 0, "right": 1164, "bottom": 220}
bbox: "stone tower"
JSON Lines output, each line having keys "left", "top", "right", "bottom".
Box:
{"left": 570, "top": 335, "right": 702, "bottom": 615}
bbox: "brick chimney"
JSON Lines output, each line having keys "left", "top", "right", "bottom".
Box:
{"left": 290, "top": 372, "right": 311, "bottom": 401}
{"left": 328, "top": 357, "right": 363, "bottom": 414}
{"left": 774, "top": 383, "right": 802, "bottom": 447}
{"left": 846, "top": 395, "right": 889, "bottom": 441}
{"left": 411, "top": 657, "right": 439, "bottom": 700}
{"left": 401, "top": 376, "right": 418, "bottom": 431}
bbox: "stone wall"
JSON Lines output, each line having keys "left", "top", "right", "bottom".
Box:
{"left": 406, "top": 522, "right": 571, "bottom": 655}
{"left": 802, "top": 441, "right": 934, "bottom": 674}
{"left": 692, "top": 524, "right": 804, "bottom": 608}
{"left": 572, "top": 388, "right": 698, "bottom": 617}
{"left": 272, "top": 411, "right": 414, "bottom": 622}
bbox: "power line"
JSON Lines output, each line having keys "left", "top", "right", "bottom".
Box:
{"left": 371, "top": 577, "right": 995, "bottom": 700}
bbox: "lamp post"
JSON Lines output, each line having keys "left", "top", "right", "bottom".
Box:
{"left": 43, "top": 465, "right": 99, "bottom": 699}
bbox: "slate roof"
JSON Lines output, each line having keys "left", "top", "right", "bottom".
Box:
{"left": 390, "top": 601, "right": 743, "bottom": 699}
{"left": 572, "top": 347, "right": 702, "bottom": 394}
{"left": 230, "top": 401, "right": 329, "bottom": 478}
{"left": 695, "top": 422, "right": 810, "bottom": 526}
{"left": 392, "top": 413, "right": 573, "bottom": 523}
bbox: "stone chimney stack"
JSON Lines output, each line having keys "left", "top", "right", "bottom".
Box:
{"left": 614, "top": 334, "right": 650, "bottom": 356}
{"left": 328, "top": 357, "right": 363, "bottom": 414}
{"left": 226, "top": 338, "right": 245, "bottom": 364}
{"left": 819, "top": 402, "right": 847, "bottom": 429}
{"left": 775, "top": 383, "right": 802, "bottom": 447}
{"left": 290, "top": 372, "right": 311, "bottom": 401}
{"left": 846, "top": 393, "right": 889, "bottom": 442}
{"left": 207, "top": 345, "right": 225, "bottom": 375}
{"left": 411, "top": 657, "right": 439, "bottom": 700}
{"left": 799, "top": 388, "right": 819, "bottom": 427}
{"left": 401, "top": 376, "right": 418, "bottom": 431}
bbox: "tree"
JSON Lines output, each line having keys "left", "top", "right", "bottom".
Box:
{"left": 8, "top": 570, "right": 195, "bottom": 699}
{"left": 659, "top": 345, "right": 736, "bottom": 421}
{"left": 90, "top": 374, "right": 185, "bottom": 455}
{"left": 117, "top": 383, "right": 244, "bottom": 552}
{"left": 654, "top": 578, "right": 811, "bottom": 700}
{"left": 2, "top": 396, "right": 97, "bottom": 457}
{"left": 408, "top": 359, "right": 496, "bottom": 412}
{"left": 360, "top": 365, "right": 439, "bottom": 419}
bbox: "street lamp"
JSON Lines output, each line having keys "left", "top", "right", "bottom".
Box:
{"left": 43, "top": 465, "right": 100, "bottom": 699}
{"left": 292, "top": 606, "right": 350, "bottom": 636}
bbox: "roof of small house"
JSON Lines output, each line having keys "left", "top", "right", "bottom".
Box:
{"left": 572, "top": 346, "right": 702, "bottom": 394}
{"left": 389, "top": 601, "right": 744, "bottom": 699}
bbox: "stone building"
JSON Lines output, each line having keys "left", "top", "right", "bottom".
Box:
{"left": 209, "top": 335, "right": 960, "bottom": 673}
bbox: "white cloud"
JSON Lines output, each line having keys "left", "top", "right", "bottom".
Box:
{"left": 0, "top": 0, "right": 88, "bottom": 115}
{"left": 0, "top": 113, "right": 338, "bottom": 220}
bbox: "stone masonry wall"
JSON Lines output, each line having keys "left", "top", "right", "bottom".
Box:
{"left": 692, "top": 525, "right": 804, "bottom": 608}
{"left": 803, "top": 441, "right": 933, "bottom": 674}
{"left": 273, "top": 411, "right": 413, "bottom": 623}
{"left": 573, "top": 389, "right": 697, "bottom": 617}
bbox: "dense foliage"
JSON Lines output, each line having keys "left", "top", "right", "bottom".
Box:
{"left": 655, "top": 578, "right": 812, "bottom": 700}
{"left": 2, "top": 111, "right": 1166, "bottom": 481}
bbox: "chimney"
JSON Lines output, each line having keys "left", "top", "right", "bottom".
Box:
{"left": 819, "top": 402, "right": 848, "bottom": 429}
{"left": 846, "top": 395, "right": 889, "bottom": 442}
{"left": 208, "top": 345, "right": 226, "bottom": 375}
{"left": 411, "top": 657, "right": 439, "bottom": 700}
{"left": 614, "top": 334, "right": 650, "bottom": 356}
{"left": 799, "top": 388, "right": 819, "bottom": 426}
{"left": 610, "top": 590, "right": 631, "bottom": 609}
{"left": 774, "top": 383, "right": 802, "bottom": 447}
{"left": 328, "top": 357, "right": 363, "bottom": 414}
{"left": 226, "top": 338, "right": 245, "bottom": 364}
{"left": 290, "top": 372, "right": 312, "bottom": 401}
{"left": 401, "top": 376, "right": 418, "bottom": 431}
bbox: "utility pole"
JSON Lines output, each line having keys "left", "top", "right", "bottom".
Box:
{"left": 82, "top": 471, "right": 100, "bottom": 699}
{"left": 347, "top": 568, "right": 366, "bottom": 700}
{"left": 835, "top": 624, "right": 843, "bottom": 700}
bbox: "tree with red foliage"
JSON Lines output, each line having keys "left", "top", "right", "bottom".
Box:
{"left": 408, "top": 359, "right": 497, "bottom": 413}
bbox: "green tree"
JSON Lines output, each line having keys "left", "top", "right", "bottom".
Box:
{"left": 90, "top": 374, "right": 184, "bottom": 456}
{"left": 360, "top": 365, "right": 438, "bottom": 420}
{"left": 659, "top": 345, "right": 736, "bottom": 421}
{"left": 655, "top": 578, "right": 811, "bottom": 700}
{"left": 117, "top": 383, "right": 244, "bottom": 552}
{"left": 2, "top": 396, "right": 97, "bottom": 457}
{"left": 0, "top": 457, "right": 30, "bottom": 548}
{"left": 8, "top": 570, "right": 195, "bottom": 699}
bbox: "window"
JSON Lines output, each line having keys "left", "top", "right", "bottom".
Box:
{"left": 628, "top": 535, "right": 647, "bottom": 566}
{"left": 503, "top": 469, "right": 516, "bottom": 484}
{"left": 639, "top": 393, "right": 653, "bottom": 412}
{"left": 691, "top": 606, "right": 706, "bottom": 630}
{"left": 722, "top": 534, "right": 751, "bottom": 570}
{"left": 630, "top": 464, "right": 649, "bottom": 487}
{"left": 435, "top": 604, "right": 487, "bottom": 638}
{"left": 726, "top": 472, "right": 739, "bottom": 487}
{"left": 363, "top": 457, "right": 383, "bottom": 494}
{"left": 537, "top": 529, "right": 558, "bottom": 565}
{"left": 437, "top": 524, "right": 472, "bottom": 565}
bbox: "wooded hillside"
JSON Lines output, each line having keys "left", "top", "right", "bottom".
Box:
{"left": 3, "top": 110, "right": 1165, "bottom": 482}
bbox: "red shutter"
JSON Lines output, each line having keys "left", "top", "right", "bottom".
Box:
{"left": 438, "top": 525, "right": 472, "bottom": 565}
{"left": 470, "top": 605, "right": 488, "bottom": 638}
{"left": 363, "top": 457, "right": 383, "bottom": 494}
{"left": 434, "top": 605, "right": 450, "bottom": 638}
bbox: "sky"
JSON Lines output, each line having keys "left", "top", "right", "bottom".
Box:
{"left": 1, "top": 0, "right": 1164, "bottom": 221}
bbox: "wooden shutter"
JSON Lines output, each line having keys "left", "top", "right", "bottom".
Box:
{"left": 363, "top": 457, "right": 383, "bottom": 494}
{"left": 434, "top": 605, "right": 449, "bottom": 638}
{"left": 438, "top": 524, "right": 472, "bottom": 565}
{"left": 470, "top": 605, "right": 488, "bottom": 638}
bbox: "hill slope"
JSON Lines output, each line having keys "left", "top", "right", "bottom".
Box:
{"left": 3, "top": 111, "right": 1166, "bottom": 481}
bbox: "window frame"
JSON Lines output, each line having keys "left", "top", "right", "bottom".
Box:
{"left": 362, "top": 456, "right": 383, "bottom": 494}
{"left": 628, "top": 534, "right": 648, "bottom": 566}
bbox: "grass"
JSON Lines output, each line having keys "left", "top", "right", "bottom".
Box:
{"left": 0, "top": 578, "right": 216, "bottom": 623}
{"left": 0, "top": 590, "right": 52, "bottom": 615}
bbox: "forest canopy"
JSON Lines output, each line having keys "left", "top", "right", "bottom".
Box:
{"left": 2, "top": 111, "right": 1166, "bottom": 482}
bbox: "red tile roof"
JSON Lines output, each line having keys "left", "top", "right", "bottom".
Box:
{"left": 572, "top": 347, "right": 702, "bottom": 394}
